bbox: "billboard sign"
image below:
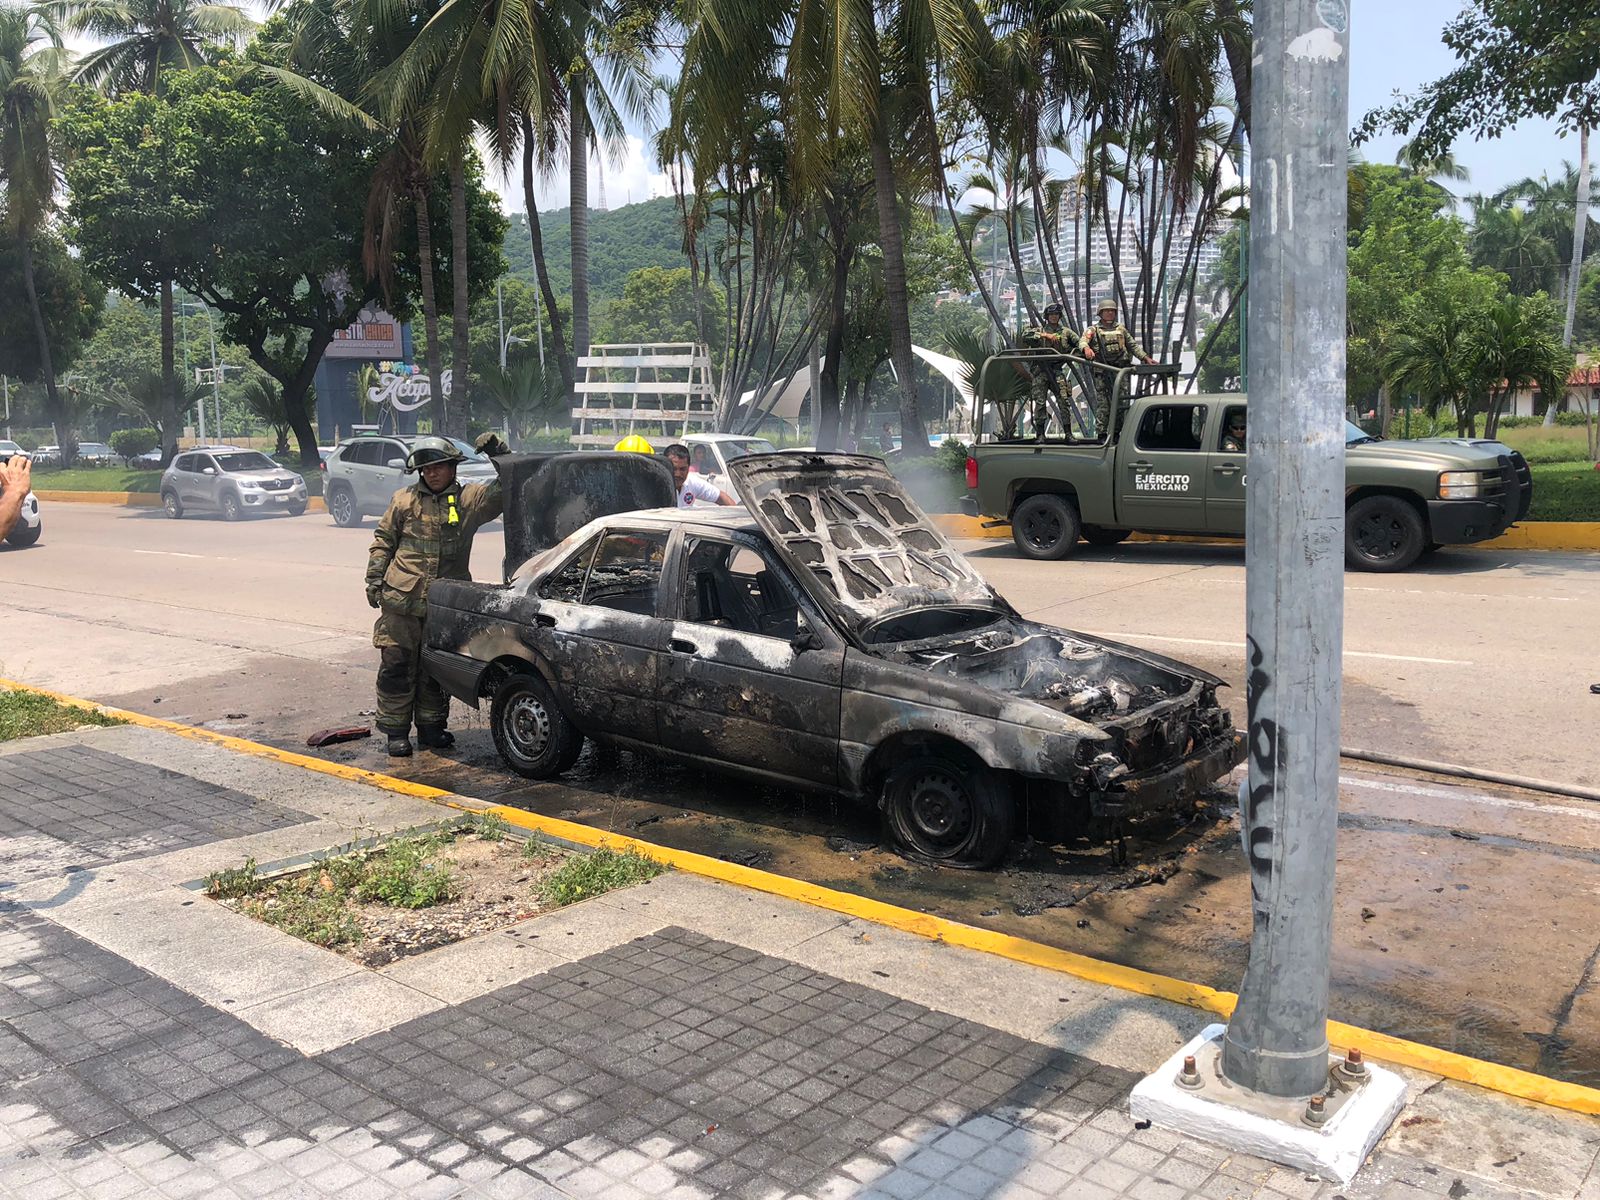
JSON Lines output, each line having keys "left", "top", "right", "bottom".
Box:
{"left": 369, "top": 368, "right": 452, "bottom": 412}
{"left": 326, "top": 305, "right": 405, "bottom": 359}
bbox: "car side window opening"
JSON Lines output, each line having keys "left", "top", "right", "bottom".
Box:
{"left": 1218, "top": 406, "right": 1247, "bottom": 453}
{"left": 680, "top": 538, "right": 807, "bottom": 641}
{"left": 581, "top": 530, "right": 669, "bottom": 616}
{"left": 537, "top": 535, "right": 601, "bottom": 603}
{"left": 344, "top": 441, "right": 377, "bottom": 466}
{"left": 173, "top": 454, "right": 194, "bottom": 473}
{"left": 1136, "top": 404, "right": 1208, "bottom": 452}
{"left": 689, "top": 444, "right": 715, "bottom": 474}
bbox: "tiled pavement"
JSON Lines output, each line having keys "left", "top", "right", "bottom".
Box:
{"left": 1, "top": 725, "right": 1593, "bottom": 1199}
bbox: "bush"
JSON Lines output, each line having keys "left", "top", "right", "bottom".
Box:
{"left": 1528, "top": 462, "right": 1600, "bottom": 521}
{"left": 109, "top": 428, "right": 158, "bottom": 463}
{"left": 1498, "top": 412, "right": 1591, "bottom": 429}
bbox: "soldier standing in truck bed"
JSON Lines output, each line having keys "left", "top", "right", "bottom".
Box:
{"left": 1081, "top": 299, "right": 1155, "bottom": 436}
{"left": 1018, "top": 303, "right": 1081, "bottom": 440}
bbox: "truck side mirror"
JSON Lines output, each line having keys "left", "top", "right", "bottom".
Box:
{"left": 791, "top": 628, "right": 824, "bottom": 653}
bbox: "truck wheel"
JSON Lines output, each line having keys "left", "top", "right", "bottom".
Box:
{"left": 1346, "top": 495, "right": 1426, "bottom": 572}
{"left": 5, "top": 521, "right": 40, "bottom": 548}
{"left": 1012, "top": 494, "right": 1081, "bottom": 561}
{"left": 883, "top": 753, "right": 1014, "bottom": 869}
{"left": 490, "top": 673, "right": 578, "bottom": 779}
{"left": 328, "top": 485, "right": 361, "bottom": 527}
{"left": 1082, "top": 526, "right": 1131, "bottom": 547}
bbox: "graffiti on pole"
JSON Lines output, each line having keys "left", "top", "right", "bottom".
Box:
{"left": 1241, "top": 634, "right": 1286, "bottom": 920}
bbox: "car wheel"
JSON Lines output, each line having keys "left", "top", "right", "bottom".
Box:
{"left": 220, "top": 491, "right": 242, "bottom": 522}
{"left": 162, "top": 491, "right": 183, "bottom": 519}
{"left": 328, "top": 486, "right": 361, "bottom": 527}
{"left": 1011, "top": 494, "right": 1081, "bottom": 561}
{"left": 1082, "top": 526, "right": 1131, "bottom": 547}
{"left": 286, "top": 502, "right": 307, "bottom": 517}
{"left": 1345, "top": 495, "right": 1426, "bottom": 572}
{"left": 5, "top": 521, "right": 41, "bottom": 548}
{"left": 882, "top": 752, "right": 1014, "bottom": 869}
{"left": 490, "top": 673, "right": 578, "bottom": 779}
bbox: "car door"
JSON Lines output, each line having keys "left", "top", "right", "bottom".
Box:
{"left": 193, "top": 454, "right": 223, "bottom": 509}
{"left": 373, "top": 440, "right": 410, "bottom": 511}
{"left": 1205, "top": 403, "right": 1247, "bottom": 535}
{"left": 657, "top": 534, "right": 844, "bottom": 787}
{"left": 1119, "top": 402, "right": 1210, "bottom": 530}
{"left": 531, "top": 526, "right": 669, "bottom": 740}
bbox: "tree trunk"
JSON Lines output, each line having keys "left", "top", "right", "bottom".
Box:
{"left": 1215, "top": 0, "right": 1252, "bottom": 140}
{"left": 868, "top": 111, "right": 929, "bottom": 455}
{"left": 1378, "top": 379, "right": 1392, "bottom": 436}
{"left": 159, "top": 277, "right": 178, "bottom": 465}
{"left": 522, "top": 114, "right": 575, "bottom": 399}
{"left": 449, "top": 154, "right": 471, "bottom": 437}
{"left": 20, "top": 235, "right": 75, "bottom": 468}
{"left": 1552, "top": 124, "right": 1590, "bottom": 427}
{"left": 569, "top": 79, "right": 591, "bottom": 360}
{"left": 414, "top": 193, "right": 447, "bottom": 433}
{"left": 242, "top": 330, "right": 330, "bottom": 467}
{"left": 818, "top": 237, "right": 851, "bottom": 451}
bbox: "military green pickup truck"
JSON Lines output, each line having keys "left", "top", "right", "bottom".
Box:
{"left": 965, "top": 356, "right": 1533, "bottom": 572}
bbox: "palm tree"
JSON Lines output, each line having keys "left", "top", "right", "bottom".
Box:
{"left": 1395, "top": 138, "right": 1470, "bottom": 197}
{"left": 480, "top": 353, "right": 564, "bottom": 441}
{"left": 1469, "top": 200, "right": 1560, "bottom": 296}
{"left": 1472, "top": 296, "right": 1573, "bottom": 438}
{"left": 60, "top": 0, "right": 253, "bottom": 465}
{"left": 0, "top": 4, "right": 75, "bottom": 463}
{"left": 241, "top": 373, "right": 312, "bottom": 455}
{"left": 1384, "top": 295, "right": 1486, "bottom": 437}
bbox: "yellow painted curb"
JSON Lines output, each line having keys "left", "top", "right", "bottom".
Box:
{"left": 5, "top": 674, "right": 1600, "bottom": 1118}
{"left": 932, "top": 513, "right": 1600, "bottom": 552}
{"left": 34, "top": 491, "right": 327, "bottom": 514}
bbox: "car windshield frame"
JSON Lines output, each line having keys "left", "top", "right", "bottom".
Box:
{"left": 213, "top": 451, "right": 279, "bottom": 473}
{"left": 722, "top": 438, "right": 777, "bottom": 462}
{"left": 860, "top": 604, "right": 1006, "bottom": 647}
{"left": 1345, "top": 421, "right": 1381, "bottom": 445}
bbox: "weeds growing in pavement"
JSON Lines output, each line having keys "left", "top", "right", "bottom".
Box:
{"left": 353, "top": 834, "right": 458, "bottom": 908}
{"left": 538, "top": 847, "right": 665, "bottom": 908}
{"left": 240, "top": 889, "right": 362, "bottom": 947}
{"left": 471, "top": 811, "right": 509, "bottom": 842}
{"left": 204, "top": 858, "right": 264, "bottom": 899}
{"left": 0, "top": 690, "right": 124, "bottom": 742}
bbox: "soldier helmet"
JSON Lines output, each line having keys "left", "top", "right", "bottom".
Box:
{"left": 1097, "top": 299, "right": 1118, "bottom": 316}
{"left": 613, "top": 434, "right": 656, "bottom": 454}
{"left": 1043, "top": 302, "right": 1064, "bottom": 321}
{"left": 403, "top": 435, "right": 465, "bottom": 472}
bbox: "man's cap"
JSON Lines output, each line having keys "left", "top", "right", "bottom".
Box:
{"left": 404, "top": 436, "right": 465, "bottom": 472}
{"left": 613, "top": 434, "right": 655, "bottom": 454}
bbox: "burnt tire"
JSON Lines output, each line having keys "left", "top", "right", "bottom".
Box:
{"left": 162, "top": 491, "right": 183, "bottom": 519}
{"left": 883, "top": 753, "right": 1014, "bottom": 869}
{"left": 1345, "top": 495, "right": 1426, "bottom": 572}
{"left": 490, "top": 673, "right": 578, "bottom": 779}
{"left": 328, "top": 485, "right": 361, "bottom": 527}
{"left": 1082, "top": 526, "right": 1131, "bottom": 547}
{"left": 1012, "top": 494, "right": 1081, "bottom": 561}
{"left": 220, "top": 491, "right": 242, "bottom": 522}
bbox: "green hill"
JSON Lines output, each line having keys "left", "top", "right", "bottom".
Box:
{"left": 503, "top": 197, "right": 689, "bottom": 304}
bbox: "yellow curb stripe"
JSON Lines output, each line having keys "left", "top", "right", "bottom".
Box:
{"left": 932, "top": 513, "right": 1600, "bottom": 552}
{"left": 5, "top": 675, "right": 1599, "bottom": 1117}
{"left": 33, "top": 491, "right": 327, "bottom": 513}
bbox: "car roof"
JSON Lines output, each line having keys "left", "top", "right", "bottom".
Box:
{"left": 687, "top": 433, "right": 773, "bottom": 443}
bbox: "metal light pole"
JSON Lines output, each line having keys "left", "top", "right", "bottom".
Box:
{"left": 1220, "top": 0, "right": 1350, "bottom": 1099}
{"left": 524, "top": 217, "right": 547, "bottom": 368}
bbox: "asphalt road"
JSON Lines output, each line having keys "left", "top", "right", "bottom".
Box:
{"left": 6, "top": 503, "right": 1600, "bottom": 1082}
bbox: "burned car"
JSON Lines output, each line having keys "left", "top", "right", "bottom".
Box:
{"left": 422, "top": 452, "right": 1244, "bottom": 868}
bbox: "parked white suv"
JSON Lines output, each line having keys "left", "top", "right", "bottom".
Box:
{"left": 322, "top": 434, "right": 496, "bottom": 527}
{"left": 160, "top": 447, "right": 308, "bottom": 520}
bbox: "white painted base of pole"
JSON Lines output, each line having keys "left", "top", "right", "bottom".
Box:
{"left": 1129, "top": 1024, "right": 1407, "bottom": 1185}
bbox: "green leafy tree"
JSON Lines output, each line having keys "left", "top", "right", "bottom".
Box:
{"left": 241, "top": 374, "right": 312, "bottom": 455}
{"left": 1473, "top": 292, "right": 1573, "bottom": 436}
{"left": 479, "top": 355, "right": 565, "bottom": 442}
{"left": 595, "top": 267, "right": 724, "bottom": 349}
{"left": 108, "top": 426, "right": 157, "bottom": 461}
{"left": 0, "top": 230, "right": 104, "bottom": 408}
{"left": 1469, "top": 198, "right": 1561, "bottom": 296}
{"left": 1383, "top": 269, "right": 1510, "bottom": 436}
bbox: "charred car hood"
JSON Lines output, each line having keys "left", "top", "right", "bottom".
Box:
{"left": 898, "top": 617, "right": 1223, "bottom": 720}
{"left": 494, "top": 451, "right": 675, "bottom": 582}
{"left": 728, "top": 452, "right": 998, "bottom": 636}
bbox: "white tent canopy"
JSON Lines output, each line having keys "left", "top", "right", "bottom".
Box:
{"left": 738, "top": 344, "right": 977, "bottom": 430}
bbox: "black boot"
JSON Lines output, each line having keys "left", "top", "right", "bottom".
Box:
{"left": 386, "top": 733, "right": 413, "bottom": 757}
{"left": 416, "top": 725, "right": 455, "bottom": 749}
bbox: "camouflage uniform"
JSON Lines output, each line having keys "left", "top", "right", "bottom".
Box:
{"left": 365, "top": 474, "right": 503, "bottom": 736}
{"left": 1018, "top": 319, "right": 1081, "bottom": 439}
{"left": 1081, "top": 319, "right": 1151, "bottom": 435}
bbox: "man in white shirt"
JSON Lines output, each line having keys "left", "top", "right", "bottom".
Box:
{"left": 664, "top": 444, "right": 736, "bottom": 508}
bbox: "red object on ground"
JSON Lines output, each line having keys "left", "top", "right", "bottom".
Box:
{"left": 305, "top": 726, "right": 372, "bottom": 748}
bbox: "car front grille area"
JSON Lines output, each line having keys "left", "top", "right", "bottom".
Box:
{"left": 257, "top": 478, "right": 295, "bottom": 491}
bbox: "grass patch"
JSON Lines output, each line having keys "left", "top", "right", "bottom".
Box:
{"left": 537, "top": 846, "right": 666, "bottom": 908}
{"left": 0, "top": 690, "right": 124, "bottom": 742}
{"left": 29, "top": 467, "right": 165, "bottom": 492}
{"left": 1496, "top": 424, "right": 1595, "bottom": 464}
{"left": 1528, "top": 462, "right": 1600, "bottom": 522}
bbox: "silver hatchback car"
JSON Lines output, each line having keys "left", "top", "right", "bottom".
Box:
{"left": 160, "top": 447, "right": 308, "bottom": 520}
{"left": 323, "top": 434, "right": 496, "bottom": 527}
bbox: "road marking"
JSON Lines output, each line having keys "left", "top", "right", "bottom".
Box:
{"left": 131, "top": 549, "right": 230, "bottom": 560}
{"left": 1341, "top": 775, "right": 1600, "bottom": 824}
{"left": 1080, "top": 630, "right": 1471, "bottom": 667}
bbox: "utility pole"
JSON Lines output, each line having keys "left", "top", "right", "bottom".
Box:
{"left": 498, "top": 280, "right": 507, "bottom": 372}
{"left": 1221, "top": 0, "right": 1350, "bottom": 1098}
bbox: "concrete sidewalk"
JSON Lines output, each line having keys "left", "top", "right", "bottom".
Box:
{"left": 2, "top": 723, "right": 1597, "bottom": 1200}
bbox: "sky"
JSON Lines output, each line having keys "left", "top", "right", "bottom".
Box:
{"left": 490, "top": 0, "right": 1584, "bottom": 215}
